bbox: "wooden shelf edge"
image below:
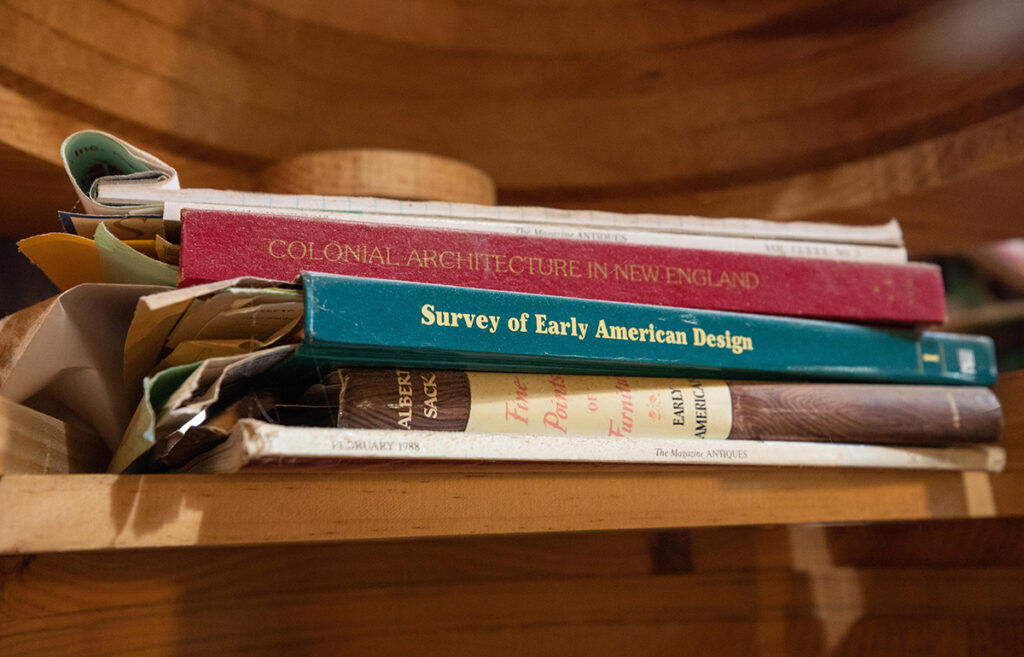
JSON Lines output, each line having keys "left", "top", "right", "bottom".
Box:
{"left": 0, "top": 374, "right": 1018, "bottom": 555}
{"left": 0, "top": 465, "right": 1017, "bottom": 554}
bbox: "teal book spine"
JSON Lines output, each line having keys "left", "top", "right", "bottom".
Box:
{"left": 299, "top": 272, "right": 997, "bottom": 385}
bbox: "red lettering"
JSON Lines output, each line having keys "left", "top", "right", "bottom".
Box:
{"left": 543, "top": 411, "right": 567, "bottom": 434}
{"left": 504, "top": 376, "right": 529, "bottom": 425}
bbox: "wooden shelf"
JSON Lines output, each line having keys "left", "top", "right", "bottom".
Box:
{"left": 0, "top": 469, "right": 1008, "bottom": 554}
{"left": 2, "top": 372, "right": 1021, "bottom": 554}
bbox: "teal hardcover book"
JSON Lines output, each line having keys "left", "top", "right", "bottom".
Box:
{"left": 299, "top": 272, "right": 997, "bottom": 385}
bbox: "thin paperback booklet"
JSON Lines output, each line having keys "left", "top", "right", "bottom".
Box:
{"left": 183, "top": 421, "right": 1006, "bottom": 473}
{"left": 297, "top": 272, "right": 997, "bottom": 386}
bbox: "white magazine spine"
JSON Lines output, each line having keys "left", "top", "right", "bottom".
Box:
{"left": 164, "top": 202, "right": 908, "bottom": 263}
{"left": 95, "top": 183, "right": 906, "bottom": 247}
{"left": 230, "top": 422, "right": 1005, "bottom": 472}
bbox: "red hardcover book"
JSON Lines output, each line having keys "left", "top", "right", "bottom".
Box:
{"left": 178, "top": 209, "right": 947, "bottom": 324}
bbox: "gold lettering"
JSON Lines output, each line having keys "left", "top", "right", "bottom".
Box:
{"left": 395, "top": 370, "right": 413, "bottom": 429}
{"left": 439, "top": 251, "right": 457, "bottom": 269}
{"left": 420, "top": 304, "right": 436, "bottom": 325}
{"left": 692, "top": 327, "right": 752, "bottom": 353}
{"left": 323, "top": 242, "right": 343, "bottom": 261}
{"left": 268, "top": 239, "right": 286, "bottom": 258}
{"left": 456, "top": 252, "right": 474, "bottom": 270}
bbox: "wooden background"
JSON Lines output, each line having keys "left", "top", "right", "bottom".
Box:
{"left": 1, "top": 0, "right": 1024, "bottom": 250}
{"left": 2, "top": 1, "right": 1024, "bottom": 655}
{"left": 4, "top": 520, "right": 1024, "bottom": 656}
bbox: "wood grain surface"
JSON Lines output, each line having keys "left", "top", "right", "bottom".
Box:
{"left": 0, "top": 397, "right": 109, "bottom": 474}
{"left": 1, "top": 0, "right": 1023, "bottom": 249}
{"left": 0, "top": 465, "right": 1002, "bottom": 554}
{"left": 258, "top": 149, "right": 496, "bottom": 204}
{"left": 3, "top": 522, "right": 1024, "bottom": 656}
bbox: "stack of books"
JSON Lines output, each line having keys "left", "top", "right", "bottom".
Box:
{"left": 2, "top": 130, "right": 1006, "bottom": 474}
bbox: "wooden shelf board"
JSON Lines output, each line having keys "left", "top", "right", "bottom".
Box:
{"left": 0, "top": 465, "right": 1017, "bottom": 554}
{"left": 0, "top": 369, "right": 1020, "bottom": 555}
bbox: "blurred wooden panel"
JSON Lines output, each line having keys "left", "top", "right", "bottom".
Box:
{"left": 683, "top": 517, "right": 1024, "bottom": 571}
{"left": 992, "top": 371, "right": 1024, "bottom": 513}
{"left": 0, "top": 533, "right": 657, "bottom": 619}
{"left": 562, "top": 106, "right": 1024, "bottom": 252}
{"left": 688, "top": 525, "right": 798, "bottom": 572}
{"left": 258, "top": 148, "right": 496, "bottom": 204}
{"left": 7, "top": 0, "right": 1018, "bottom": 184}
{"left": 244, "top": 0, "right": 822, "bottom": 54}
{"left": 4, "top": 526, "right": 1024, "bottom": 657}
{"left": 825, "top": 517, "right": 1024, "bottom": 567}
{"left": 1, "top": 0, "right": 1022, "bottom": 248}
{"left": 0, "top": 141, "right": 74, "bottom": 237}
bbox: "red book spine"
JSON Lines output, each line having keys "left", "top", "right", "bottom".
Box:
{"left": 178, "top": 209, "right": 946, "bottom": 324}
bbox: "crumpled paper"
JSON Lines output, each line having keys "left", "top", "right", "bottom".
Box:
{"left": 0, "top": 283, "right": 168, "bottom": 450}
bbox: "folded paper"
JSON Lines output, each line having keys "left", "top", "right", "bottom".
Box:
{"left": 61, "top": 130, "right": 179, "bottom": 215}
{"left": 0, "top": 283, "right": 168, "bottom": 451}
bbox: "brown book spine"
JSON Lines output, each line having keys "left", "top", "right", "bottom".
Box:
{"left": 726, "top": 383, "right": 1002, "bottom": 444}
{"left": 301, "top": 369, "right": 1002, "bottom": 446}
